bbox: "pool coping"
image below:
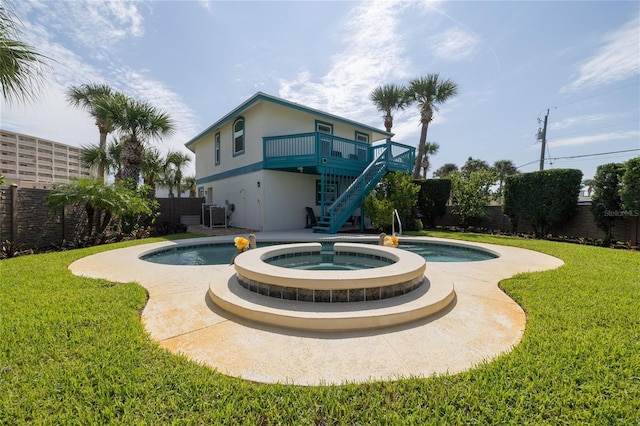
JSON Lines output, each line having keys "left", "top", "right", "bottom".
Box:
{"left": 69, "top": 230, "right": 564, "bottom": 386}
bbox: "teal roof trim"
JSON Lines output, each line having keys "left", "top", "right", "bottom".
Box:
{"left": 185, "top": 92, "right": 393, "bottom": 149}
{"left": 195, "top": 161, "right": 264, "bottom": 185}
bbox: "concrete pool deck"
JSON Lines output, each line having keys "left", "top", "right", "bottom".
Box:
{"left": 69, "top": 230, "right": 563, "bottom": 386}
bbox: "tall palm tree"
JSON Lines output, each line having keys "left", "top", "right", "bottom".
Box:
{"left": 107, "top": 137, "right": 124, "bottom": 182}
{"left": 79, "top": 143, "right": 110, "bottom": 179}
{"left": 370, "top": 84, "right": 409, "bottom": 135}
{"left": 461, "top": 156, "right": 490, "bottom": 178}
{"left": 0, "top": 1, "right": 49, "bottom": 103}
{"left": 434, "top": 163, "right": 458, "bottom": 178}
{"left": 493, "top": 159, "right": 519, "bottom": 200}
{"left": 79, "top": 137, "right": 125, "bottom": 182}
{"left": 165, "top": 150, "right": 192, "bottom": 198}
{"left": 141, "top": 147, "right": 166, "bottom": 196}
{"left": 407, "top": 74, "right": 458, "bottom": 179}
{"left": 66, "top": 83, "right": 116, "bottom": 181}
{"left": 184, "top": 176, "right": 197, "bottom": 198}
{"left": 418, "top": 141, "right": 439, "bottom": 179}
{"left": 102, "top": 93, "right": 174, "bottom": 187}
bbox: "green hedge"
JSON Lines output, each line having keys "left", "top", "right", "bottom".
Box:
{"left": 503, "top": 169, "right": 582, "bottom": 236}
{"left": 415, "top": 178, "right": 451, "bottom": 227}
{"left": 590, "top": 162, "right": 625, "bottom": 238}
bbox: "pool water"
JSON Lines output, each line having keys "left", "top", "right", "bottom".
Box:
{"left": 265, "top": 252, "right": 393, "bottom": 271}
{"left": 141, "top": 241, "right": 497, "bottom": 265}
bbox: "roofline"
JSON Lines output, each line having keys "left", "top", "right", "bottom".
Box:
{"left": 185, "top": 92, "right": 394, "bottom": 150}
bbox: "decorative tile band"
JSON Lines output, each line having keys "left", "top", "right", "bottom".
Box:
{"left": 236, "top": 273, "right": 424, "bottom": 303}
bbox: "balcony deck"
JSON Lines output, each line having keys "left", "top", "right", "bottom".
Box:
{"left": 263, "top": 132, "right": 414, "bottom": 175}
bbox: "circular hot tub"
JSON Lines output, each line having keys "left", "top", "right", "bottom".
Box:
{"left": 208, "top": 242, "right": 455, "bottom": 331}
{"left": 233, "top": 243, "right": 426, "bottom": 303}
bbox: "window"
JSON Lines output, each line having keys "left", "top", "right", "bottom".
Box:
{"left": 355, "top": 131, "right": 369, "bottom": 143}
{"left": 315, "top": 120, "right": 333, "bottom": 135}
{"left": 215, "top": 132, "right": 221, "bottom": 165}
{"left": 316, "top": 120, "right": 334, "bottom": 155}
{"left": 316, "top": 179, "right": 339, "bottom": 206}
{"left": 233, "top": 117, "right": 244, "bottom": 156}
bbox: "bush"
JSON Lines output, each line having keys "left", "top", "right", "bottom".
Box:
{"left": 449, "top": 170, "right": 496, "bottom": 226}
{"left": 590, "top": 162, "right": 625, "bottom": 239}
{"left": 504, "top": 169, "right": 582, "bottom": 236}
{"left": 620, "top": 157, "right": 640, "bottom": 213}
{"left": 415, "top": 178, "right": 451, "bottom": 227}
{"left": 363, "top": 172, "right": 419, "bottom": 232}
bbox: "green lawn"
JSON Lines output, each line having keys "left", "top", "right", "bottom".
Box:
{"left": 1, "top": 232, "right": 638, "bottom": 424}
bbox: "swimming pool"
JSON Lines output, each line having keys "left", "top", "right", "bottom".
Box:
{"left": 140, "top": 240, "right": 498, "bottom": 265}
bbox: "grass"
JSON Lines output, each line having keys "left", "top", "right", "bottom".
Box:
{"left": 1, "top": 232, "right": 639, "bottom": 424}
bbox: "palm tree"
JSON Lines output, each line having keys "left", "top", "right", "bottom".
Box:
{"left": 184, "top": 176, "right": 197, "bottom": 198}
{"left": 407, "top": 74, "right": 458, "bottom": 179}
{"left": 66, "top": 83, "right": 116, "bottom": 181}
{"left": 434, "top": 163, "right": 458, "bottom": 178}
{"left": 492, "top": 159, "right": 519, "bottom": 200}
{"left": 0, "top": 1, "right": 49, "bottom": 103}
{"left": 165, "top": 150, "right": 192, "bottom": 198}
{"left": 107, "top": 138, "right": 124, "bottom": 182}
{"left": 141, "top": 147, "right": 166, "bottom": 196}
{"left": 582, "top": 178, "right": 595, "bottom": 197}
{"left": 370, "top": 84, "right": 409, "bottom": 135}
{"left": 102, "top": 93, "right": 174, "bottom": 187}
{"left": 461, "top": 156, "right": 490, "bottom": 178}
{"left": 418, "top": 141, "right": 439, "bottom": 179}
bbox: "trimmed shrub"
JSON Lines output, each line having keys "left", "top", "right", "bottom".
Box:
{"left": 415, "top": 178, "right": 451, "bottom": 227}
{"left": 620, "top": 157, "right": 640, "bottom": 213}
{"left": 503, "top": 169, "right": 583, "bottom": 236}
{"left": 590, "top": 162, "right": 625, "bottom": 240}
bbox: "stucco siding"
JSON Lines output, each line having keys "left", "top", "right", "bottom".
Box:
{"left": 262, "top": 170, "right": 316, "bottom": 231}
{"left": 206, "top": 170, "right": 263, "bottom": 230}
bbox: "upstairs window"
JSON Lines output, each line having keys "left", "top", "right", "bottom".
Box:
{"left": 233, "top": 117, "right": 245, "bottom": 156}
{"left": 316, "top": 120, "right": 333, "bottom": 134}
{"left": 215, "top": 132, "right": 221, "bottom": 165}
{"left": 355, "top": 131, "right": 369, "bottom": 143}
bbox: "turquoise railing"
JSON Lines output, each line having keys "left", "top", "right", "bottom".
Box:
{"left": 318, "top": 146, "right": 389, "bottom": 233}
{"left": 263, "top": 132, "right": 372, "bottom": 169}
{"left": 262, "top": 133, "right": 415, "bottom": 233}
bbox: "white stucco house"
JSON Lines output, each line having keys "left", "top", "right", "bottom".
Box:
{"left": 185, "top": 92, "right": 414, "bottom": 233}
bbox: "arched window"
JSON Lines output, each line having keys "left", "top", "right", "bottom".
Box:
{"left": 233, "top": 117, "right": 244, "bottom": 156}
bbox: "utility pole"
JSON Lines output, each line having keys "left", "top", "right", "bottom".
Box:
{"left": 538, "top": 109, "right": 549, "bottom": 170}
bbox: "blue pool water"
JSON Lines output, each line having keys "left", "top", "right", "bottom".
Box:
{"left": 141, "top": 240, "right": 497, "bottom": 266}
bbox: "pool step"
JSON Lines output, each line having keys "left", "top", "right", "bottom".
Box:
{"left": 209, "top": 267, "right": 456, "bottom": 332}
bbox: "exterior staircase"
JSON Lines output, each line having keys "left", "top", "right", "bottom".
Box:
{"left": 313, "top": 146, "right": 389, "bottom": 233}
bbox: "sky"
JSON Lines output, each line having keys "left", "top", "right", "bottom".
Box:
{"left": 2, "top": 0, "right": 639, "bottom": 182}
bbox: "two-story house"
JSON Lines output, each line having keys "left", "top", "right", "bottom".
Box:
{"left": 186, "top": 92, "right": 414, "bottom": 233}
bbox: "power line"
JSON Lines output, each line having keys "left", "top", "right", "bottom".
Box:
{"left": 517, "top": 148, "right": 640, "bottom": 169}
{"left": 554, "top": 81, "right": 640, "bottom": 109}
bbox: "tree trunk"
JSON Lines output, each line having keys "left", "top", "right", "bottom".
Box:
{"left": 412, "top": 121, "right": 430, "bottom": 179}
{"left": 412, "top": 105, "right": 433, "bottom": 179}
{"left": 121, "top": 138, "right": 143, "bottom": 186}
{"left": 98, "top": 128, "right": 107, "bottom": 183}
{"left": 384, "top": 112, "right": 393, "bottom": 133}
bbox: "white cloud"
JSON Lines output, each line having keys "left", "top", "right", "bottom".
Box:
{"left": 550, "top": 130, "right": 640, "bottom": 148}
{"left": 562, "top": 14, "right": 640, "bottom": 93}
{"left": 2, "top": 1, "right": 198, "bottom": 175}
{"left": 15, "top": 0, "right": 145, "bottom": 62}
{"left": 429, "top": 28, "right": 479, "bottom": 62}
{"left": 278, "top": 0, "right": 415, "bottom": 130}
{"left": 550, "top": 113, "right": 611, "bottom": 130}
